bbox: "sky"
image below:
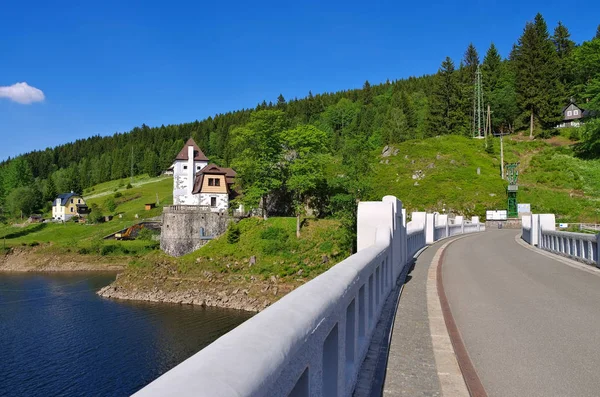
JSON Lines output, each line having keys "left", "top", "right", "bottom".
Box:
{"left": 1, "top": 0, "right": 599, "bottom": 161}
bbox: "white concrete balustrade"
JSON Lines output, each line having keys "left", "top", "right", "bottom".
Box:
{"left": 522, "top": 213, "right": 600, "bottom": 267}
{"left": 134, "top": 198, "right": 485, "bottom": 397}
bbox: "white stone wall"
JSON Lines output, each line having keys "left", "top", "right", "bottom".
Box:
{"left": 199, "top": 193, "right": 228, "bottom": 212}
{"left": 173, "top": 159, "right": 208, "bottom": 205}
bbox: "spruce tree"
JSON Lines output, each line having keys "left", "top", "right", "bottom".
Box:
{"left": 513, "top": 13, "right": 560, "bottom": 137}
{"left": 463, "top": 43, "right": 480, "bottom": 82}
{"left": 426, "top": 57, "right": 460, "bottom": 136}
{"left": 482, "top": 43, "right": 502, "bottom": 94}
{"left": 361, "top": 80, "right": 372, "bottom": 105}
{"left": 276, "top": 94, "right": 286, "bottom": 109}
{"left": 552, "top": 21, "right": 576, "bottom": 102}
{"left": 553, "top": 22, "right": 575, "bottom": 59}
{"left": 596, "top": 24, "right": 600, "bottom": 39}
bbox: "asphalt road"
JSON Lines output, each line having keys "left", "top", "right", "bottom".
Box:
{"left": 443, "top": 229, "right": 600, "bottom": 397}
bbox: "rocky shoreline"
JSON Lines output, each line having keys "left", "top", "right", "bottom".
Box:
{"left": 96, "top": 272, "right": 295, "bottom": 312}
{"left": 97, "top": 282, "right": 279, "bottom": 312}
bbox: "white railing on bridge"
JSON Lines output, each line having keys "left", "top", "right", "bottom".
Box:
{"left": 134, "top": 198, "right": 485, "bottom": 397}
{"left": 522, "top": 214, "right": 600, "bottom": 267}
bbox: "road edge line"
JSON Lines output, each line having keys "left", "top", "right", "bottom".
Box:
{"left": 427, "top": 236, "right": 487, "bottom": 397}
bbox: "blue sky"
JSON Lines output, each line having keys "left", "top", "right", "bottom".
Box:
{"left": 1, "top": 0, "right": 598, "bottom": 161}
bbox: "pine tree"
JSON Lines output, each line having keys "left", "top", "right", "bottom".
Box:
{"left": 513, "top": 13, "right": 561, "bottom": 137}
{"left": 43, "top": 176, "right": 57, "bottom": 203}
{"left": 276, "top": 94, "right": 286, "bottom": 109}
{"left": 596, "top": 24, "right": 600, "bottom": 39}
{"left": 482, "top": 43, "right": 502, "bottom": 94}
{"left": 361, "top": 80, "right": 372, "bottom": 105}
{"left": 463, "top": 43, "right": 480, "bottom": 82}
{"left": 553, "top": 22, "right": 575, "bottom": 59}
{"left": 426, "top": 57, "right": 460, "bottom": 136}
{"left": 400, "top": 91, "right": 417, "bottom": 131}
{"left": 552, "top": 21, "right": 576, "bottom": 102}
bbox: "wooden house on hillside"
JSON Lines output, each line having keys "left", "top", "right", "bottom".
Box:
{"left": 556, "top": 101, "right": 588, "bottom": 128}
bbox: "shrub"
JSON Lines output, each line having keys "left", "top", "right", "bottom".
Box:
{"left": 137, "top": 228, "right": 156, "bottom": 241}
{"left": 100, "top": 244, "right": 117, "bottom": 256}
{"left": 105, "top": 198, "right": 117, "bottom": 213}
{"left": 114, "top": 191, "right": 123, "bottom": 198}
{"left": 126, "top": 183, "right": 133, "bottom": 189}
{"left": 226, "top": 221, "right": 241, "bottom": 244}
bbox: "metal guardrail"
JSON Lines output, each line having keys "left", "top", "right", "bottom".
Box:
{"left": 539, "top": 229, "right": 599, "bottom": 266}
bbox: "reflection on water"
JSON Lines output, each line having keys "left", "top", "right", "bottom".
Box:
{"left": 0, "top": 272, "right": 252, "bottom": 396}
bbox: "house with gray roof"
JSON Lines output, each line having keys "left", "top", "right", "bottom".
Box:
{"left": 52, "top": 192, "right": 90, "bottom": 221}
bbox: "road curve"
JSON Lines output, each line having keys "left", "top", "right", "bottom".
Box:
{"left": 443, "top": 229, "right": 600, "bottom": 397}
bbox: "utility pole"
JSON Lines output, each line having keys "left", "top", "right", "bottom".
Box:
{"left": 130, "top": 146, "right": 134, "bottom": 184}
{"left": 473, "top": 64, "right": 485, "bottom": 139}
{"left": 500, "top": 132, "right": 505, "bottom": 179}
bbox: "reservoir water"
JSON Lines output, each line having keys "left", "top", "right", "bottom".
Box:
{"left": 0, "top": 272, "right": 252, "bottom": 396}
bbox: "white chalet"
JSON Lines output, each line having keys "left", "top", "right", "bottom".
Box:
{"left": 172, "top": 139, "right": 237, "bottom": 212}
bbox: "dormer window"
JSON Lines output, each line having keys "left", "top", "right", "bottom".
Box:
{"left": 215, "top": 178, "right": 220, "bottom": 186}
{"left": 208, "top": 178, "right": 214, "bottom": 186}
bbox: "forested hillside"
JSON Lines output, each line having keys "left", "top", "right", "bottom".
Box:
{"left": 1, "top": 14, "right": 599, "bottom": 222}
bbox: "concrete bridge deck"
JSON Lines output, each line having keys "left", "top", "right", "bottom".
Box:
{"left": 382, "top": 229, "right": 600, "bottom": 397}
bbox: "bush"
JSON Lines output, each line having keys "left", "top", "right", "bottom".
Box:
{"left": 114, "top": 192, "right": 123, "bottom": 198}
{"left": 137, "top": 228, "right": 156, "bottom": 241}
{"left": 105, "top": 198, "right": 117, "bottom": 212}
{"left": 226, "top": 221, "right": 241, "bottom": 244}
{"left": 126, "top": 183, "right": 133, "bottom": 189}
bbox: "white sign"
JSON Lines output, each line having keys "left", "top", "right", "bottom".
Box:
{"left": 486, "top": 210, "right": 507, "bottom": 220}
{"left": 518, "top": 203, "right": 531, "bottom": 213}
{"left": 559, "top": 223, "right": 569, "bottom": 228}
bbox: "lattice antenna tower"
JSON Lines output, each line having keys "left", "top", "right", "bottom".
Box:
{"left": 506, "top": 162, "right": 520, "bottom": 218}
{"left": 472, "top": 64, "right": 485, "bottom": 139}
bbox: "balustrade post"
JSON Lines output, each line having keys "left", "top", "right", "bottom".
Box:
{"left": 596, "top": 233, "right": 600, "bottom": 268}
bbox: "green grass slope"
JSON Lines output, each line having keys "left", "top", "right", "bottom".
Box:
{"left": 0, "top": 175, "right": 172, "bottom": 254}
{"left": 177, "top": 217, "right": 350, "bottom": 280}
{"left": 371, "top": 135, "right": 599, "bottom": 222}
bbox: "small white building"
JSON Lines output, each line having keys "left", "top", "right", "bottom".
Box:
{"left": 172, "top": 139, "right": 237, "bottom": 212}
{"left": 173, "top": 138, "right": 209, "bottom": 205}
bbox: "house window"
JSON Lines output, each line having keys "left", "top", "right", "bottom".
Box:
{"left": 215, "top": 178, "right": 220, "bottom": 186}
{"left": 71, "top": 199, "right": 74, "bottom": 204}
{"left": 197, "top": 166, "right": 201, "bottom": 170}
{"left": 208, "top": 178, "right": 214, "bottom": 186}
{"left": 574, "top": 109, "right": 579, "bottom": 115}
{"left": 183, "top": 165, "right": 188, "bottom": 170}
{"left": 200, "top": 227, "right": 205, "bottom": 237}
{"left": 71, "top": 207, "right": 74, "bottom": 213}
{"left": 210, "top": 197, "right": 217, "bottom": 207}
{"left": 78, "top": 199, "right": 81, "bottom": 204}
{"left": 567, "top": 110, "right": 572, "bottom": 116}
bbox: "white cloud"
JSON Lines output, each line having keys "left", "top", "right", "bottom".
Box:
{"left": 0, "top": 82, "right": 45, "bottom": 104}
